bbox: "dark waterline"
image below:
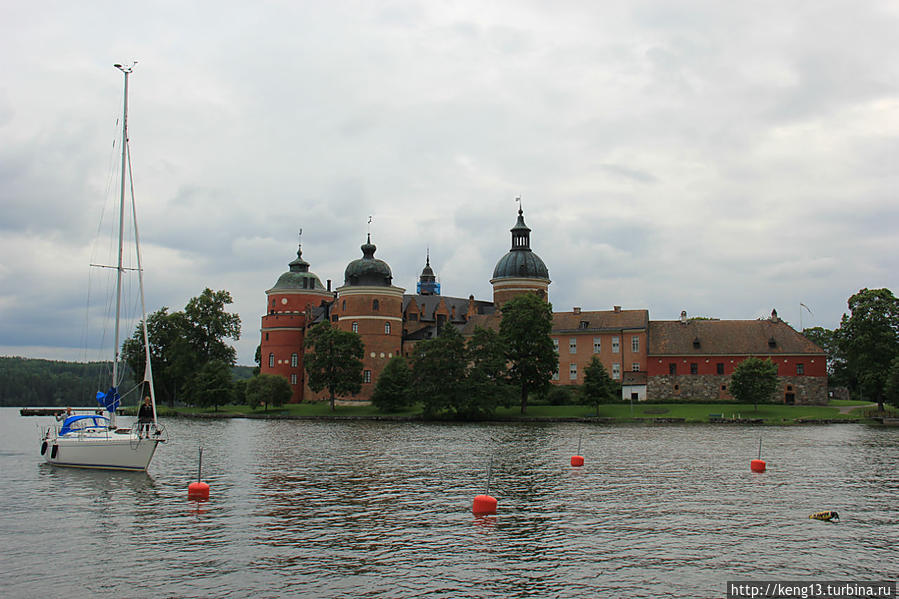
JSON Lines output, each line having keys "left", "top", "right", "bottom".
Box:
{"left": 2, "top": 409, "right": 897, "bottom": 598}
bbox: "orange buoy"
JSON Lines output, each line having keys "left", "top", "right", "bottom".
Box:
{"left": 188, "top": 481, "right": 210, "bottom": 500}
{"left": 188, "top": 446, "right": 210, "bottom": 499}
{"left": 571, "top": 455, "right": 585, "bottom": 467}
{"left": 750, "top": 459, "right": 766, "bottom": 473}
{"left": 472, "top": 494, "right": 497, "bottom": 516}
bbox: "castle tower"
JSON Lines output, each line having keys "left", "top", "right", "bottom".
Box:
{"left": 416, "top": 250, "right": 441, "bottom": 296}
{"left": 332, "top": 234, "right": 405, "bottom": 400}
{"left": 490, "top": 205, "right": 550, "bottom": 307}
{"left": 260, "top": 242, "right": 334, "bottom": 402}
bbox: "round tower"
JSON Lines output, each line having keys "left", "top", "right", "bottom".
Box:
{"left": 333, "top": 234, "right": 405, "bottom": 400}
{"left": 416, "top": 250, "right": 440, "bottom": 296}
{"left": 260, "top": 243, "right": 334, "bottom": 402}
{"left": 490, "top": 206, "right": 550, "bottom": 307}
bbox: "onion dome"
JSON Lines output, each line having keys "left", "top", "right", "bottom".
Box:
{"left": 492, "top": 208, "right": 549, "bottom": 280}
{"left": 344, "top": 234, "right": 393, "bottom": 286}
{"left": 268, "top": 245, "right": 326, "bottom": 292}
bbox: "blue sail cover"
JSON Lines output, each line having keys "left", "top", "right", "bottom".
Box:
{"left": 96, "top": 387, "right": 121, "bottom": 412}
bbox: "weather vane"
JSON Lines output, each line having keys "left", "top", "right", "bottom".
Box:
{"left": 368, "top": 215, "right": 372, "bottom": 235}
{"left": 298, "top": 228, "right": 303, "bottom": 247}
{"left": 515, "top": 195, "right": 522, "bottom": 213}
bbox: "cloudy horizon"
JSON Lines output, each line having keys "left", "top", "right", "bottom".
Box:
{"left": 1, "top": 1, "right": 896, "bottom": 365}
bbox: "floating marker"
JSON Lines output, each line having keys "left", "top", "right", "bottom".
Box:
{"left": 809, "top": 510, "right": 839, "bottom": 522}
{"left": 472, "top": 456, "right": 497, "bottom": 516}
{"left": 188, "top": 446, "right": 210, "bottom": 500}
{"left": 571, "top": 433, "right": 584, "bottom": 467}
{"left": 750, "top": 437, "right": 766, "bottom": 473}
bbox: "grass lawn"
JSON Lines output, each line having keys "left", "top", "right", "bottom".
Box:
{"left": 152, "top": 399, "right": 885, "bottom": 424}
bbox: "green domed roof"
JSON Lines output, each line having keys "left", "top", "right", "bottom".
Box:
{"left": 492, "top": 208, "right": 549, "bottom": 280}
{"left": 268, "top": 246, "right": 326, "bottom": 292}
{"left": 344, "top": 235, "right": 393, "bottom": 287}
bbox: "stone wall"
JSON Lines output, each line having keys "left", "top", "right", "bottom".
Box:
{"left": 648, "top": 374, "right": 827, "bottom": 405}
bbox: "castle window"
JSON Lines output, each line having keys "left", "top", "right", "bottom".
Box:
{"left": 268, "top": 353, "right": 274, "bottom": 368}
{"left": 612, "top": 363, "right": 620, "bottom": 379}
{"left": 797, "top": 363, "right": 805, "bottom": 375}
{"left": 363, "top": 370, "right": 371, "bottom": 383}
{"left": 593, "top": 338, "right": 601, "bottom": 353}
{"left": 331, "top": 314, "right": 338, "bottom": 322}
{"left": 569, "top": 338, "right": 577, "bottom": 353}
{"left": 290, "top": 374, "right": 297, "bottom": 385}
{"left": 632, "top": 336, "right": 639, "bottom": 352}
{"left": 409, "top": 313, "right": 418, "bottom": 322}
{"left": 690, "top": 363, "right": 698, "bottom": 375}
{"left": 632, "top": 362, "right": 640, "bottom": 372}
{"left": 553, "top": 368, "right": 559, "bottom": 381}
{"left": 717, "top": 363, "right": 724, "bottom": 375}
{"left": 373, "top": 299, "right": 380, "bottom": 311}
{"left": 342, "top": 300, "right": 346, "bottom": 311}
{"left": 669, "top": 363, "right": 677, "bottom": 375}
{"left": 385, "top": 322, "right": 391, "bottom": 335}
{"left": 553, "top": 338, "right": 559, "bottom": 353}
{"left": 569, "top": 363, "right": 577, "bottom": 380}
{"left": 265, "top": 333, "right": 269, "bottom": 341}
{"left": 579, "top": 321, "right": 588, "bottom": 329}
{"left": 291, "top": 353, "right": 298, "bottom": 367}
{"left": 612, "top": 337, "right": 620, "bottom": 353}
{"left": 352, "top": 321, "right": 359, "bottom": 333}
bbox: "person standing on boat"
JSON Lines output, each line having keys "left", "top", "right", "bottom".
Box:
{"left": 138, "top": 396, "right": 154, "bottom": 438}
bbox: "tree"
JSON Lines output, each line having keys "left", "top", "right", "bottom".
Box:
{"left": 837, "top": 288, "right": 899, "bottom": 411}
{"left": 582, "top": 356, "right": 618, "bottom": 416}
{"left": 802, "top": 326, "right": 844, "bottom": 385}
{"left": 883, "top": 356, "right": 899, "bottom": 408}
{"left": 371, "top": 356, "right": 413, "bottom": 412}
{"left": 184, "top": 360, "right": 234, "bottom": 411}
{"left": 730, "top": 357, "right": 778, "bottom": 411}
{"left": 184, "top": 288, "right": 242, "bottom": 365}
{"left": 464, "top": 326, "right": 512, "bottom": 415}
{"left": 499, "top": 293, "right": 557, "bottom": 414}
{"left": 411, "top": 325, "right": 468, "bottom": 417}
{"left": 304, "top": 321, "right": 364, "bottom": 410}
{"left": 245, "top": 373, "right": 293, "bottom": 411}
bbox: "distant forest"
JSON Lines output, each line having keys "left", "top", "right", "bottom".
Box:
{"left": 0, "top": 357, "right": 254, "bottom": 407}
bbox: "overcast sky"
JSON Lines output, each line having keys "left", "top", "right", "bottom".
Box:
{"left": 1, "top": 1, "right": 896, "bottom": 366}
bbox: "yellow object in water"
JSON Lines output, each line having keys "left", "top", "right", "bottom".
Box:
{"left": 809, "top": 510, "right": 839, "bottom": 522}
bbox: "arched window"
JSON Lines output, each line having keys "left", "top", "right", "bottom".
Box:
{"left": 342, "top": 300, "right": 346, "bottom": 311}
{"left": 352, "top": 321, "right": 359, "bottom": 333}
{"left": 268, "top": 353, "right": 274, "bottom": 368}
{"left": 291, "top": 353, "right": 298, "bottom": 367}
{"left": 385, "top": 322, "right": 391, "bottom": 334}
{"left": 373, "top": 299, "right": 380, "bottom": 311}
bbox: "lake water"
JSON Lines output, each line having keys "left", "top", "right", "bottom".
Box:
{"left": 1, "top": 408, "right": 896, "bottom": 598}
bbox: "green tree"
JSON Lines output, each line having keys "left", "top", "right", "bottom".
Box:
{"left": 184, "top": 360, "right": 234, "bottom": 411}
{"left": 837, "top": 288, "right": 899, "bottom": 411}
{"left": 371, "top": 356, "right": 413, "bottom": 412}
{"left": 245, "top": 373, "right": 293, "bottom": 411}
{"left": 730, "top": 357, "right": 779, "bottom": 411}
{"left": 464, "top": 326, "right": 512, "bottom": 415}
{"left": 802, "top": 326, "right": 846, "bottom": 386}
{"left": 499, "top": 293, "right": 557, "bottom": 414}
{"left": 122, "top": 307, "right": 193, "bottom": 407}
{"left": 883, "top": 356, "right": 899, "bottom": 408}
{"left": 411, "top": 325, "right": 468, "bottom": 417}
{"left": 304, "top": 321, "right": 364, "bottom": 410}
{"left": 582, "top": 357, "right": 618, "bottom": 416}
{"left": 184, "top": 288, "right": 242, "bottom": 365}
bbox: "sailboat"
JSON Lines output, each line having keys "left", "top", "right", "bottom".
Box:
{"left": 39, "top": 63, "right": 165, "bottom": 471}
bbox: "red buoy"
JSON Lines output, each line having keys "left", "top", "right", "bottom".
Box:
{"left": 750, "top": 459, "right": 766, "bottom": 473}
{"left": 571, "top": 455, "right": 585, "bottom": 467}
{"left": 188, "top": 481, "right": 210, "bottom": 500}
{"left": 472, "top": 494, "right": 497, "bottom": 516}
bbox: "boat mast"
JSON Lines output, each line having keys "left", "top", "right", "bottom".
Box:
{"left": 112, "top": 63, "right": 134, "bottom": 426}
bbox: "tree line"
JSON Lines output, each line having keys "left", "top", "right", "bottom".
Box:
{"left": 0, "top": 357, "right": 135, "bottom": 407}
{"left": 802, "top": 288, "right": 899, "bottom": 412}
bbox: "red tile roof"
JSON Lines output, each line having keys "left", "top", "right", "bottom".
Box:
{"left": 648, "top": 319, "right": 825, "bottom": 356}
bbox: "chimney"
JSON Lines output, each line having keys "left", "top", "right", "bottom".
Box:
{"left": 770, "top": 308, "right": 779, "bottom": 322}
{"left": 613, "top": 305, "right": 621, "bottom": 313}
{"left": 573, "top": 307, "right": 581, "bottom": 314}
{"left": 680, "top": 310, "right": 688, "bottom": 324}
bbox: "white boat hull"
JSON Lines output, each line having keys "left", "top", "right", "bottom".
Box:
{"left": 41, "top": 433, "right": 161, "bottom": 471}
